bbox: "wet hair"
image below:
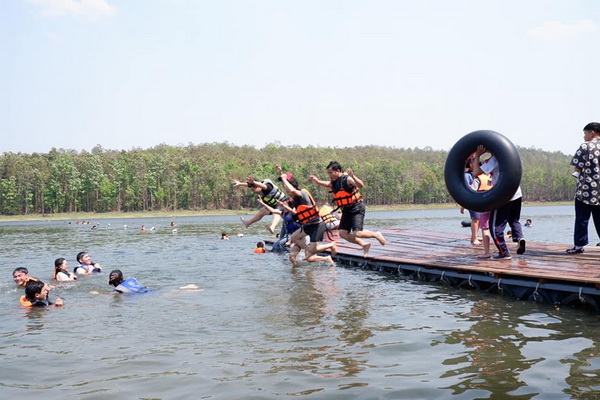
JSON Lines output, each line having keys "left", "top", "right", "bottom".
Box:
{"left": 256, "top": 241, "right": 265, "bottom": 248}
{"left": 12, "top": 267, "right": 29, "bottom": 276}
{"left": 76, "top": 251, "right": 87, "bottom": 263}
{"left": 584, "top": 122, "right": 600, "bottom": 135}
{"left": 25, "top": 280, "right": 45, "bottom": 301}
{"left": 53, "top": 258, "right": 67, "bottom": 280}
{"left": 326, "top": 161, "right": 342, "bottom": 172}
{"left": 108, "top": 269, "right": 124, "bottom": 287}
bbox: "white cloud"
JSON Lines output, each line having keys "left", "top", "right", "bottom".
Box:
{"left": 45, "top": 31, "right": 61, "bottom": 43}
{"left": 26, "top": 0, "right": 116, "bottom": 20}
{"left": 526, "top": 19, "right": 598, "bottom": 41}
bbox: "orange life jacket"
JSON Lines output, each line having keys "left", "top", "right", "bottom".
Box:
{"left": 333, "top": 188, "right": 362, "bottom": 208}
{"left": 20, "top": 295, "right": 32, "bottom": 307}
{"left": 293, "top": 204, "right": 320, "bottom": 225}
{"left": 331, "top": 174, "right": 362, "bottom": 208}
{"left": 254, "top": 247, "right": 267, "bottom": 254}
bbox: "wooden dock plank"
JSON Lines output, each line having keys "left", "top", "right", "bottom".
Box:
{"left": 328, "top": 228, "right": 600, "bottom": 285}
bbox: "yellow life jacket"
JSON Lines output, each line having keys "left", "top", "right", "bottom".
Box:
{"left": 477, "top": 173, "right": 493, "bottom": 192}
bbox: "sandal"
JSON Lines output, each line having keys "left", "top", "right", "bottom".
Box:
{"left": 566, "top": 247, "right": 584, "bottom": 254}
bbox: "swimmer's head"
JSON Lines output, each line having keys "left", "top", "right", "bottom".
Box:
{"left": 108, "top": 270, "right": 124, "bottom": 287}
{"left": 25, "top": 280, "right": 48, "bottom": 301}
{"left": 76, "top": 251, "right": 88, "bottom": 264}
{"left": 54, "top": 258, "right": 67, "bottom": 268}
{"left": 13, "top": 267, "right": 30, "bottom": 286}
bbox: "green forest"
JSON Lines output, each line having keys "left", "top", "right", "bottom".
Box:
{"left": 0, "top": 143, "right": 574, "bottom": 216}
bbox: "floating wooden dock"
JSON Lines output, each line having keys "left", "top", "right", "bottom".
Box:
{"left": 272, "top": 228, "right": 600, "bottom": 313}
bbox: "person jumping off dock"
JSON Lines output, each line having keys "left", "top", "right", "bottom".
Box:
{"left": 310, "top": 161, "right": 385, "bottom": 257}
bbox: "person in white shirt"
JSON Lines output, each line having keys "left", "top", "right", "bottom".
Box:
{"left": 472, "top": 146, "right": 526, "bottom": 260}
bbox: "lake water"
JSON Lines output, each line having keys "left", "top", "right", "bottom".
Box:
{"left": 2, "top": 205, "right": 600, "bottom": 399}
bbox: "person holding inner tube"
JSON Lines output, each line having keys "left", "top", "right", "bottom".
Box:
{"left": 465, "top": 155, "right": 493, "bottom": 258}
{"left": 472, "top": 147, "right": 526, "bottom": 260}
{"left": 310, "top": 161, "right": 386, "bottom": 257}
{"left": 567, "top": 122, "right": 600, "bottom": 254}
{"left": 461, "top": 156, "right": 481, "bottom": 245}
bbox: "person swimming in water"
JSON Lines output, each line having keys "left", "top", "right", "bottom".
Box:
{"left": 254, "top": 241, "right": 267, "bottom": 253}
{"left": 74, "top": 252, "right": 103, "bottom": 275}
{"left": 53, "top": 258, "right": 78, "bottom": 282}
{"left": 22, "top": 280, "right": 64, "bottom": 307}
{"left": 108, "top": 270, "right": 150, "bottom": 294}
{"left": 12, "top": 267, "right": 39, "bottom": 287}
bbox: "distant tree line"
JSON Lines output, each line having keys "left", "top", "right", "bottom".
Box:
{"left": 0, "top": 143, "right": 574, "bottom": 215}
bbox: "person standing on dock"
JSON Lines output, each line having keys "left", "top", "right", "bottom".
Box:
{"left": 310, "top": 161, "right": 386, "bottom": 257}
{"left": 567, "top": 122, "right": 600, "bottom": 254}
{"left": 472, "top": 147, "right": 526, "bottom": 260}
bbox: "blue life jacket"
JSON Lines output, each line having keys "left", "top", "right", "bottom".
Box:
{"left": 114, "top": 277, "right": 150, "bottom": 294}
{"left": 74, "top": 264, "right": 102, "bottom": 274}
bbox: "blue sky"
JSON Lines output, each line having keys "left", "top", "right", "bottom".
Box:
{"left": 2, "top": 0, "right": 599, "bottom": 154}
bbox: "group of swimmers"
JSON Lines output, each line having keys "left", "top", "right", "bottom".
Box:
{"left": 12, "top": 251, "right": 149, "bottom": 308}
{"left": 233, "top": 161, "right": 386, "bottom": 267}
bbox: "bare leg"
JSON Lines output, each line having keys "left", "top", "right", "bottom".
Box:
{"left": 304, "top": 242, "right": 336, "bottom": 266}
{"left": 241, "top": 207, "right": 270, "bottom": 228}
{"left": 478, "top": 228, "right": 491, "bottom": 258}
{"left": 355, "top": 229, "right": 386, "bottom": 246}
{"left": 471, "top": 218, "right": 480, "bottom": 244}
{"left": 266, "top": 213, "right": 282, "bottom": 234}
{"left": 306, "top": 254, "right": 335, "bottom": 266}
{"left": 339, "top": 229, "right": 369, "bottom": 256}
{"left": 289, "top": 244, "right": 302, "bottom": 267}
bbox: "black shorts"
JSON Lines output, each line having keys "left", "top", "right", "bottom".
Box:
{"left": 339, "top": 202, "right": 365, "bottom": 232}
{"left": 302, "top": 222, "right": 326, "bottom": 243}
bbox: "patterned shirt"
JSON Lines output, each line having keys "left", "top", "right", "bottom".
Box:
{"left": 571, "top": 137, "right": 600, "bottom": 205}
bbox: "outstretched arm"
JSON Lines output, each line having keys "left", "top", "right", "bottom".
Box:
{"left": 309, "top": 175, "right": 331, "bottom": 188}
{"left": 279, "top": 173, "right": 302, "bottom": 197}
{"left": 277, "top": 199, "right": 294, "bottom": 213}
{"left": 257, "top": 197, "right": 283, "bottom": 215}
{"left": 232, "top": 179, "right": 248, "bottom": 188}
{"left": 247, "top": 177, "right": 268, "bottom": 190}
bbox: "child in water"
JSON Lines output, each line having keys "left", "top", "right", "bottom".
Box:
{"left": 22, "top": 280, "right": 64, "bottom": 307}
{"left": 108, "top": 270, "right": 150, "bottom": 294}
{"left": 254, "top": 242, "right": 267, "bottom": 253}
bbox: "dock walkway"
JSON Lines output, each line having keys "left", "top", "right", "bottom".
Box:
{"left": 288, "top": 228, "right": 600, "bottom": 313}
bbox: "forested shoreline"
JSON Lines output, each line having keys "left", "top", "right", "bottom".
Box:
{"left": 0, "top": 143, "right": 574, "bottom": 216}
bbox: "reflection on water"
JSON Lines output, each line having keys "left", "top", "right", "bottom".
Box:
{"left": 1, "top": 207, "right": 600, "bottom": 399}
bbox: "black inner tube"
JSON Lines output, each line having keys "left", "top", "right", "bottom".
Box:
{"left": 444, "top": 130, "right": 522, "bottom": 212}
